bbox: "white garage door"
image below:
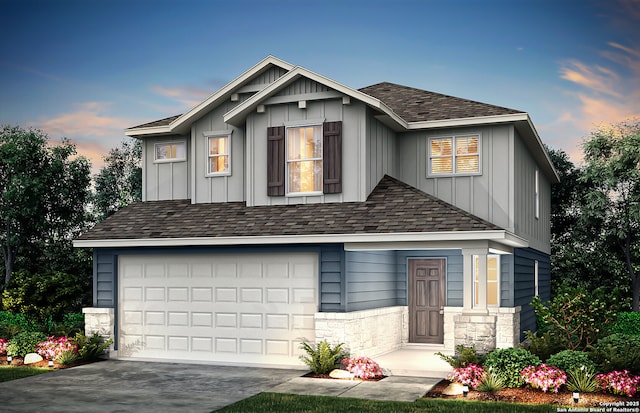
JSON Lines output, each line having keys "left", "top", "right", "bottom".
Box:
{"left": 118, "top": 252, "right": 318, "bottom": 367}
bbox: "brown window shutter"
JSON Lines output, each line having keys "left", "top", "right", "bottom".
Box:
{"left": 267, "top": 126, "right": 285, "bottom": 196}
{"left": 323, "top": 121, "right": 342, "bottom": 194}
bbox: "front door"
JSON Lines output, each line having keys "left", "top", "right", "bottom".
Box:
{"left": 409, "top": 259, "right": 445, "bottom": 344}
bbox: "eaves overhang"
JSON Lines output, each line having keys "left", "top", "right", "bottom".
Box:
{"left": 73, "top": 230, "right": 528, "bottom": 249}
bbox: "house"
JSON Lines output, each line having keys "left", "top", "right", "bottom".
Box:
{"left": 74, "top": 56, "right": 558, "bottom": 368}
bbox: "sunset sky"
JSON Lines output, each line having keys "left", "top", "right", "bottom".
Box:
{"left": 1, "top": 0, "right": 639, "bottom": 173}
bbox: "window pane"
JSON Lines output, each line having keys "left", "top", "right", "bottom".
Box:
{"left": 156, "top": 142, "right": 185, "bottom": 160}
{"left": 209, "top": 155, "right": 228, "bottom": 173}
{"left": 456, "top": 155, "right": 479, "bottom": 173}
{"left": 288, "top": 160, "right": 321, "bottom": 193}
{"left": 209, "top": 137, "right": 228, "bottom": 156}
{"left": 431, "top": 138, "right": 452, "bottom": 156}
{"left": 432, "top": 157, "right": 453, "bottom": 173}
{"left": 456, "top": 136, "right": 478, "bottom": 155}
{"left": 487, "top": 283, "right": 498, "bottom": 306}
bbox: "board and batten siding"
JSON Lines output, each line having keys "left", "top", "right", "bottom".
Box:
{"left": 395, "top": 125, "right": 514, "bottom": 232}
{"left": 191, "top": 102, "right": 245, "bottom": 203}
{"left": 245, "top": 97, "right": 367, "bottom": 206}
{"left": 143, "top": 135, "right": 191, "bottom": 201}
{"left": 513, "top": 248, "right": 551, "bottom": 339}
{"left": 366, "top": 113, "right": 397, "bottom": 195}
{"left": 513, "top": 132, "right": 552, "bottom": 254}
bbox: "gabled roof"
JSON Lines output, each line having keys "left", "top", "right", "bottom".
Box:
{"left": 75, "top": 175, "right": 526, "bottom": 248}
{"left": 359, "top": 82, "right": 523, "bottom": 123}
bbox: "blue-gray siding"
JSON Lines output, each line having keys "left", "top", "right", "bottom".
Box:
{"left": 345, "top": 250, "right": 399, "bottom": 311}
{"left": 514, "top": 248, "right": 551, "bottom": 339}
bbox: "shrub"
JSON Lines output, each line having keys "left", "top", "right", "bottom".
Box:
{"left": 522, "top": 331, "right": 564, "bottom": 362}
{"left": 0, "top": 338, "right": 7, "bottom": 355}
{"left": 299, "top": 340, "right": 349, "bottom": 375}
{"left": 2, "top": 270, "right": 91, "bottom": 323}
{"left": 447, "top": 363, "right": 486, "bottom": 388}
{"left": 589, "top": 333, "right": 640, "bottom": 374}
{"left": 530, "top": 286, "right": 619, "bottom": 351}
{"left": 56, "top": 349, "right": 79, "bottom": 366}
{"left": 6, "top": 331, "right": 48, "bottom": 357}
{"left": 611, "top": 312, "right": 640, "bottom": 336}
{"left": 36, "top": 336, "right": 78, "bottom": 361}
{"left": 437, "top": 344, "right": 484, "bottom": 368}
{"left": 476, "top": 370, "right": 505, "bottom": 392}
{"left": 566, "top": 365, "right": 599, "bottom": 393}
{"left": 596, "top": 370, "right": 640, "bottom": 398}
{"left": 0, "top": 311, "right": 39, "bottom": 333}
{"left": 546, "top": 350, "right": 595, "bottom": 373}
{"left": 483, "top": 348, "right": 541, "bottom": 388}
{"left": 341, "top": 356, "right": 383, "bottom": 380}
{"left": 72, "top": 333, "right": 113, "bottom": 362}
{"left": 521, "top": 364, "right": 567, "bottom": 393}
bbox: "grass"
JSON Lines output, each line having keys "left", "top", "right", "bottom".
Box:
{"left": 0, "top": 365, "right": 52, "bottom": 383}
{"left": 214, "top": 392, "right": 557, "bottom": 413}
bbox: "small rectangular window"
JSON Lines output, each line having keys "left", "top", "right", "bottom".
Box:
{"left": 474, "top": 255, "right": 500, "bottom": 307}
{"left": 534, "top": 169, "right": 540, "bottom": 219}
{"left": 155, "top": 142, "right": 186, "bottom": 162}
{"left": 429, "top": 135, "right": 480, "bottom": 176}
{"left": 207, "top": 135, "right": 230, "bottom": 175}
{"left": 534, "top": 260, "right": 539, "bottom": 297}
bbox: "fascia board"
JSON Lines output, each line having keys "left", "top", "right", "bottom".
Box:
{"left": 223, "top": 66, "right": 407, "bottom": 129}
{"left": 125, "top": 126, "right": 172, "bottom": 137}
{"left": 523, "top": 115, "right": 561, "bottom": 183}
{"left": 126, "top": 55, "right": 295, "bottom": 137}
{"left": 405, "top": 113, "right": 529, "bottom": 130}
{"left": 73, "top": 230, "right": 528, "bottom": 249}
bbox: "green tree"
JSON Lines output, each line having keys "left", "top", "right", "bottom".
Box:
{"left": 580, "top": 120, "right": 640, "bottom": 311}
{"left": 93, "top": 138, "right": 142, "bottom": 222}
{"left": 0, "top": 125, "right": 91, "bottom": 288}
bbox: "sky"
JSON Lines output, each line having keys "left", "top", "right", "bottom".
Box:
{"left": 1, "top": 0, "right": 639, "bottom": 174}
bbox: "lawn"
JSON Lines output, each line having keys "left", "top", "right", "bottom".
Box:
{"left": 0, "top": 365, "right": 52, "bottom": 383}
{"left": 215, "top": 392, "right": 557, "bottom": 413}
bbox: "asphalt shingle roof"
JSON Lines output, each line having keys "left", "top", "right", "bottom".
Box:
{"left": 128, "top": 114, "right": 182, "bottom": 129}
{"left": 358, "top": 82, "right": 523, "bottom": 122}
{"left": 78, "top": 176, "right": 500, "bottom": 241}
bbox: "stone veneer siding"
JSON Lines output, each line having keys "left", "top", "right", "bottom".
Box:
{"left": 315, "top": 306, "right": 408, "bottom": 356}
{"left": 83, "top": 307, "right": 115, "bottom": 356}
{"left": 444, "top": 306, "right": 521, "bottom": 353}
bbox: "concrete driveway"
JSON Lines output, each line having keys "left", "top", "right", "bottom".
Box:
{"left": 0, "top": 360, "right": 302, "bottom": 413}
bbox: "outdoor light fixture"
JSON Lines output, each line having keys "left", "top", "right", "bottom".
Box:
{"left": 573, "top": 392, "right": 579, "bottom": 403}
{"left": 462, "top": 385, "right": 469, "bottom": 397}
{"left": 48, "top": 360, "right": 54, "bottom": 368}
{"left": 6, "top": 355, "right": 11, "bottom": 365}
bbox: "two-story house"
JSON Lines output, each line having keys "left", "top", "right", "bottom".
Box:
{"left": 75, "top": 56, "right": 558, "bottom": 368}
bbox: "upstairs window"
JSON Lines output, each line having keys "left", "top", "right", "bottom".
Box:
{"left": 155, "top": 141, "right": 186, "bottom": 162}
{"left": 428, "top": 135, "right": 480, "bottom": 176}
{"left": 534, "top": 168, "right": 540, "bottom": 219}
{"left": 286, "top": 125, "right": 323, "bottom": 194}
{"left": 207, "top": 135, "right": 230, "bottom": 175}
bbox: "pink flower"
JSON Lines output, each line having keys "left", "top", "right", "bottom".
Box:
{"left": 0, "top": 338, "right": 7, "bottom": 355}
{"left": 596, "top": 370, "right": 640, "bottom": 398}
{"left": 36, "top": 336, "right": 78, "bottom": 361}
{"left": 447, "top": 364, "right": 487, "bottom": 388}
{"left": 341, "top": 356, "right": 383, "bottom": 379}
{"left": 521, "top": 364, "right": 566, "bottom": 393}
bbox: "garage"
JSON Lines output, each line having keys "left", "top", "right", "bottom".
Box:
{"left": 117, "top": 252, "right": 318, "bottom": 367}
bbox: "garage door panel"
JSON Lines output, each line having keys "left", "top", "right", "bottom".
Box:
{"left": 119, "top": 253, "right": 317, "bottom": 367}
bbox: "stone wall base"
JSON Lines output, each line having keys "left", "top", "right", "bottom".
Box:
{"left": 82, "top": 307, "right": 115, "bottom": 358}
{"left": 444, "top": 306, "right": 521, "bottom": 353}
{"left": 315, "top": 306, "right": 407, "bottom": 356}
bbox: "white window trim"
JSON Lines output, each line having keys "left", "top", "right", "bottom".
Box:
{"left": 427, "top": 134, "right": 482, "bottom": 177}
{"left": 154, "top": 141, "right": 187, "bottom": 163}
{"left": 285, "top": 123, "right": 323, "bottom": 197}
{"left": 534, "top": 260, "right": 539, "bottom": 297}
{"left": 534, "top": 168, "right": 540, "bottom": 219}
{"left": 474, "top": 254, "right": 500, "bottom": 307}
{"left": 204, "top": 130, "right": 232, "bottom": 177}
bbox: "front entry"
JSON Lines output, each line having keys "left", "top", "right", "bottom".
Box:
{"left": 408, "top": 259, "right": 445, "bottom": 344}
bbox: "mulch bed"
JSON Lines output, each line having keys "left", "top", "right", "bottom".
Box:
{"left": 0, "top": 355, "right": 93, "bottom": 369}
{"left": 303, "top": 372, "right": 386, "bottom": 382}
{"left": 425, "top": 379, "right": 637, "bottom": 405}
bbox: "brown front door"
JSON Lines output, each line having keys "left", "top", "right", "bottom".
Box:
{"left": 409, "top": 259, "right": 445, "bottom": 344}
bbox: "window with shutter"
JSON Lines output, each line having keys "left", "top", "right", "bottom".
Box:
{"left": 267, "top": 126, "right": 285, "bottom": 196}
{"left": 323, "top": 121, "right": 342, "bottom": 194}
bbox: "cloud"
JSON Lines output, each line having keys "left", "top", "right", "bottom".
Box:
{"left": 151, "top": 85, "right": 214, "bottom": 110}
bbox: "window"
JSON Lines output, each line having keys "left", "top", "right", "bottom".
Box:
{"left": 207, "top": 135, "right": 230, "bottom": 175}
{"left": 534, "top": 169, "right": 540, "bottom": 219}
{"left": 474, "top": 255, "right": 500, "bottom": 306}
{"left": 155, "top": 142, "right": 186, "bottom": 162}
{"left": 286, "top": 125, "right": 322, "bottom": 194}
{"left": 428, "top": 135, "right": 480, "bottom": 176}
{"left": 534, "top": 260, "right": 539, "bottom": 297}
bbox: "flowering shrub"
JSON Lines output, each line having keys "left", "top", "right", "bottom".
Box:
{"left": 36, "top": 336, "right": 78, "bottom": 361}
{"left": 447, "top": 363, "right": 487, "bottom": 388}
{"left": 341, "top": 356, "right": 383, "bottom": 380}
{"left": 521, "top": 364, "right": 567, "bottom": 393}
{"left": 0, "top": 338, "right": 7, "bottom": 355}
{"left": 596, "top": 370, "right": 640, "bottom": 397}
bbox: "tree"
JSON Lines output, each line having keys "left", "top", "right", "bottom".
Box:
{"left": 0, "top": 125, "right": 91, "bottom": 288}
{"left": 580, "top": 120, "right": 640, "bottom": 311}
{"left": 93, "top": 138, "right": 142, "bottom": 222}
